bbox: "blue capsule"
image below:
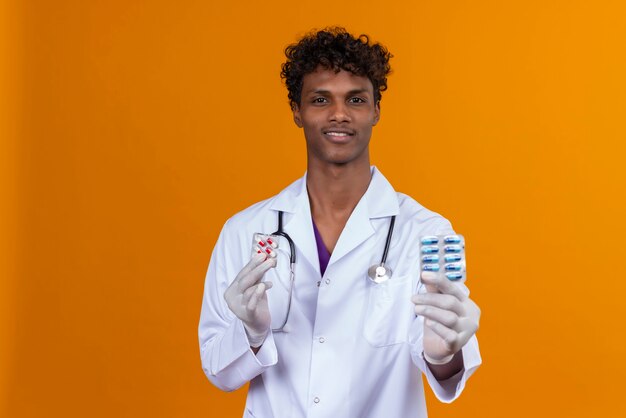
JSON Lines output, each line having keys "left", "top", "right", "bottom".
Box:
{"left": 420, "top": 236, "right": 439, "bottom": 245}
{"left": 421, "top": 245, "right": 439, "bottom": 254}
{"left": 445, "top": 263, "right": 463, "bottom": 272}
{"left": 422, "top": 255, "right": 440, "bottom": 263}
{"left": 444, "top": 245, "right": 462, "bottom": 253}
{"left": 423, "top": 264, "right": 440, "bottom": 272}
{"left": 444, "top": 235, "right": 462, "bottom": 244}
{"left": 444, "top": 254, "right": 462, "bottom": 263}
{"left": 446, "top": 272, "right": 464, "bottom": 281}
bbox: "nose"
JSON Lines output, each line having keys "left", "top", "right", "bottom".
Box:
{"left": 329, "top": 101, "right": 351, "bottom": 123}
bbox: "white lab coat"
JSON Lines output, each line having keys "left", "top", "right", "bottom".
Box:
{"left": 199, "top": 167, "right": 481, "bottom": 418}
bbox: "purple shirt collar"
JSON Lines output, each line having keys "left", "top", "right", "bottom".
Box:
{"left": 311, "top": 218, "right": 331, "bottom": 277}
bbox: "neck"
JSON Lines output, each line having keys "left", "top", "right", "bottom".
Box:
{"left": 306, "top": 160, "right": 372, "bottom": 221}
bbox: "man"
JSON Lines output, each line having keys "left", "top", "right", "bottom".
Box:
{"left": 199, "top": 27, "right": 481, "bottom": 417}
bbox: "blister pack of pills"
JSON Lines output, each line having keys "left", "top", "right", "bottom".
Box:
{"left": 419, "top": 234, "right": 466, "bottom": 281}
{"left": 252, "top": 233, "right": 279, "bottom": 259}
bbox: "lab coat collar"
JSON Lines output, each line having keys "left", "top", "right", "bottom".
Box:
{"left": 268, "top": 174, "right": 319, "bottom": 274}
{"left": 269, "top": 166, "right": 398, "bottom": 216}
{"left": 268, "top": 166, "right": 399, "bottom": 271}
{"left": 364, "top": 166, "right": 400, "bottom": 219}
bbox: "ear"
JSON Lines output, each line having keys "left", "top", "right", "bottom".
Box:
{"left": 292, "top": 103, "right": 303, "bottom": 128}
{"left": 372, "top": 102, "right": 381, "bottom": 126}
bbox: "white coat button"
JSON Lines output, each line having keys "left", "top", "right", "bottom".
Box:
{"left": 325, "top": 279, "right": 330, "bottom": 284}
{"left": 314, "top": 397, "right": 320, "bottom": 404}
{"left": 316, "top": 281, "right": 321, "bottom": 287}
{"left": 319, "top": 337, "right": 325, "bottom": 343}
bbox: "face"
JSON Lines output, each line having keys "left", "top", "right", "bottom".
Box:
{"left": 292, "top": 67, "right": 380, "bottom": 167}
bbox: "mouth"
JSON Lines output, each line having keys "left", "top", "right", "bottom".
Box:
{"left": 323, "top": 129, "right": 355, "bottom": 142}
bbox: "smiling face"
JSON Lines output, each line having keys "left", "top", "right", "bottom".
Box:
{"left": 292, "top": 67, "right": 380, "bottom": 168}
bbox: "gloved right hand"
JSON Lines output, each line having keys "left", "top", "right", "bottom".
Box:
{"left": 224, "top": 253, "right": 276, "bottom": 347}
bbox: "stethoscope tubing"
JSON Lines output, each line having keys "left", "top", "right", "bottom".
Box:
{"left": 271, "top": 211, "right": 296, "bottom": 332}
{"left": 269, "top": 211, "right": 396, "bottom": 332}
{"left": 380, "top": 215, "right": 395, "bottom": 268}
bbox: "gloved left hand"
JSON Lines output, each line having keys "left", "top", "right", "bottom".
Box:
{"left": 224, "top": 253, "right": 276, "bottom": 348}
{"left": 411, "top": 271, "right": 481, "bottom": 364}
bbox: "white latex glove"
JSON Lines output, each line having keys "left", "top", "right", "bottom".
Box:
{"left": 411, "top": 271, "right": 481, "bottom": 364}
{"left": 224, "top": 253, "right": 276, "bottom": 347}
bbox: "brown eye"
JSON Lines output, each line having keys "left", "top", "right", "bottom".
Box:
{"left": 348, "top": 97, "right": 366, "bottom": 103}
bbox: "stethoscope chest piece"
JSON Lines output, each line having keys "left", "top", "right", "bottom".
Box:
{"left": 367, "top": 264, "right": 392, "bottom": 284}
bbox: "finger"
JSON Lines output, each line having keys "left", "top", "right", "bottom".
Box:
{"left": 246, "top": 282, "right": 267, "bottom": 312}
{"left": 238, "top": 257, "right": 277, "bottom": 290}
{"left": 238, "top": 253, "right": 267, "bottom": 279}
{"left": 412, "top": 293, "right": 465, "bottom": 317}
{"left": 457, "top": 316, "right": 480, "bottom": 338}
{"left": 242, "top": 280, "right": 272, "bottom": 302}
{"left": 247, "top": 256, "right": 277, "bottom": 281}
{"left": 420, "top": 271, "right": 467, "bottom": 302}
{"left": 424, "top": 318, "right": 459, "bottom": 351}
{"left": 254, "top": 243, "right": 278, "bottom": 259}
{"left": 466, "top": 298, "right": 481, "bottom": 323}
{"left": 419, "top": 272, "right": 441, "bottom": 294}
{"left": 415, "top": 305, "right": 460, "bottom": 329}
{"left": 242, "top": 282, "right": 259, "bottom": 304}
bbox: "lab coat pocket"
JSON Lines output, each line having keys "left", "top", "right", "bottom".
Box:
{"left": 363, "top": 274, "right": 415, "bottom": 347}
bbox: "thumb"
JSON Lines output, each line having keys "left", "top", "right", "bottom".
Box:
{"left": 421, "top": 271, "right": 439, "bottom": 293}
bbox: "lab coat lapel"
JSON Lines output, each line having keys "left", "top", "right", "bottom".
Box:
{"left": 329, "top": 167, "right": 399, "bottom": 265}
{"left": 269, "top": 174, "right": 321, "bottom": 276}
{"left": 329, "top": 196, "right": 375, "bottom": 264}
{"left": 285, "top": 203, "right": 321, "bottom": 276}
{"left": 268, "top": 167, "right": 399, "bottom": 275}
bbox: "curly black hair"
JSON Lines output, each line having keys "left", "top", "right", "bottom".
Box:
{"left": 280, "top": 27, "right": 393, "bottom": 109}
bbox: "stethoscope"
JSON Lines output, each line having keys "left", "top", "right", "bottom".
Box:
{"left": 270, "top": 210, "right": 396, "bottom": 332}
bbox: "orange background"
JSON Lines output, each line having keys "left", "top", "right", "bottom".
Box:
{"left": 2, "top": 1, "right": 626, "bottom": 417}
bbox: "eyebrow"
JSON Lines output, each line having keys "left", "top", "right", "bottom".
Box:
{"left": 310, "top": 88, "right": 371, "bottom": 96}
